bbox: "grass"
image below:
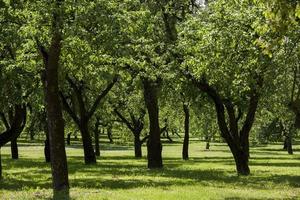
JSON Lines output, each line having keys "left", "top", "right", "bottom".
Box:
{"left": 0, "top": 139, "right": 299, "bottom": 200}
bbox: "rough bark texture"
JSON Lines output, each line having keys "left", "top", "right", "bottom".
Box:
{"left": 182, "top": 104, "right": 190, "bottom": 160}
{"left": 39, "top": 32, "right": 69, "bottom": 193}
{"left": 10, "top": 139, "right": 18, "bottom": 159}
{"left": 134, "top": 136, "right": 142, "bottom": 158}
{"left": 80, "top": 120, "right": 96, "bottom": 164}
{"left": 143, "top": 79, "right": 163, "bottom": 169}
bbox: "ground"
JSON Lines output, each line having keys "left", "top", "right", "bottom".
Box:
{"left": 0, "top": 139, "right": 299, "bottom": 200}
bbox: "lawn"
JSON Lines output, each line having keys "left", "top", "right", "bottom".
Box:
{"left": 0, "top": 140, "right": 299, "bottom": 200}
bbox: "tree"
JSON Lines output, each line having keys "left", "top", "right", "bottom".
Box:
{"left": 179, "top": 0, "right": 277, "bottom": 175}
{"left": 60, "top": 76, "right": 118, "bottom": 164}
{"left": 35, "top": 0, "right": 70, "bottom": 196}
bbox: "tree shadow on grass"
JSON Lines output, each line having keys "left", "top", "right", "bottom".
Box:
{"left": 1, "top": 150, "right": 300, "bottom": 192}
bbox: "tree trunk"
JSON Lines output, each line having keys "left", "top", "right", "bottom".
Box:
{"left": 232, "top": 148, "right": 250, "bottom": 176}
{"left": 107, "top": 126, "right": 113, "bottom": 143}
{"left": 134, "top": 135, "right": 142, "bottom": 158}
{"left": 66, "top": 133, "right": 71, "bottom": 145}
{"left": 206, "top": 141, "right": 210, "bottom": 150}
{"left": 284, "top": 136, "right": 293, "bottom": 154}
{"left": 80, "top": 121, "right": 96, "bottom": 164}
{"left": 10, "top": 139, "right": 18, "bottom": 159}
{"left": 182, "top": 104, "right": 189, "bottom": 160}
{"left": 44, "top": 133, "right": 51, "bottom": 163}
{"left": 42, "top": 35, "right": 69, "bottom": 193}
{"left": 143, "top": 79, "right": 163, "bottom": 169}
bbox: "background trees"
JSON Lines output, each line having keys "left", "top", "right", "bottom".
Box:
{"left": 0, "top": 0, "right": 299, "bottom": 198}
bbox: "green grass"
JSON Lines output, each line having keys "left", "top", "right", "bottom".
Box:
{"left": 0, "top": 140, "right": 299, "bottom": 200}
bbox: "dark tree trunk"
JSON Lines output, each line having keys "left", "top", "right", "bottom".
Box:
{"left": 182, "top": 104, "right": 190, "bottom": 160}
{"left": 206, "top": 141, "right": 210, "bottom": 150}
{"left": 232, "top": 148, "right": 250, "bottom": 176}
{"left": 66, "top": 133, "right": 71, "bottom": 145}
{"left": 134, "top": 135, "right": 142, "bottom": 158}
{"left": 143, "top": 79, "right": 163, "bottom": 169}
{"left": 39, "top": 28, "right": 69, "bottom": 193}
{"left": 10, "top": 139, "right": 18, "bottom": 160}
{"left": 284, "top": 135, "right": 293, "bottom": 154}
{"left": 44, "top": 137, "right": 51, "bottom": 163}
{"left": 107, "top": 126, "right": 113, "bottom": 143}
{"left": 43, "top": 112, "right": 51, "bottom": 163}
{"left": 80, "top": 121, "right": 96, "bottom": 164}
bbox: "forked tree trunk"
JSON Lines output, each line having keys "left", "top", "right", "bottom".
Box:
{"left": 187, "top": 74, "right": 261, "bottom": 176}
{"left": 114, "top": 108, "right": 145, "bottom": 158}
{"left": 182, "top": 104, "right": 190, "bottom": 160}
{"left": 10, "top": 139, "right": 18, "bottom": 159}
{"left": 143, "top": 79, "right": 163, "bottom": 169}
{"left": 60, "top": 76, "right": 117, "bottom": 164}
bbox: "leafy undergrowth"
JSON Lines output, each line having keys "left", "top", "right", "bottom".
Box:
{"left": 0, "top": 141, "right": 299, "bottom": 200}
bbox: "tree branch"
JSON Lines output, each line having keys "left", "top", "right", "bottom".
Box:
{"left": 59, "top": 91, "right": 79, "bottom": 124}
{"left": 114, "top": 108, "right": 134, "bottom": 132}
{"left": 87, "top": 76, "right": 118, "bottom": 120}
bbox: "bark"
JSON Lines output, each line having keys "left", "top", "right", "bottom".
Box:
{"left": 134, "top": 135, "right": 142, "bottom": 158}
{"left": 182, "top": 103, "right": 190, "bottom": 160}
{"left": 10, "top": 139, "right": 18, "bottom": 159}
{"left": 143, "top": 79, "right": 163, "bottom": 169}
{"left": 232, "top": 149, "right": 250, "bottom": 176}
{"left": 80, "top": 120, "right": 96, "bottom": 164}
{"left": 45, "top": 136, "right": 51, "bottom": 163}
{"left": 38, "top": 30, "right": 69, "bottom": 192}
